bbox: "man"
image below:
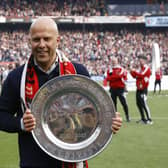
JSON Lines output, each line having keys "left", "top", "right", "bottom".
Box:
{"left": 106, "top": 57, "right": 130, "bottom": 122}
{"left": 130, "top": 55, "right": 153, "bottom": 124}
{"left": 154, "top": 68, "right": 162, "bottom": 94}
{"left": 0, "top": 17, "right": 122, "bottom": 168}
{"left": 1, "top": 64, "right": 13, "bottom": 85}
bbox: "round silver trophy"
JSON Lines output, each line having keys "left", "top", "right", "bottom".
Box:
{"left": 31, "top": 75, "right": 115, "bottom": 162}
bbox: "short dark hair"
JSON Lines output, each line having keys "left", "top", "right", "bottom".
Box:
{"left": 138, "top": 55, "right": 147, "bottom": 60}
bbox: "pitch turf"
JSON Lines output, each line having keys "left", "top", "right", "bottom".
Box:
{"left": 0, "top": 91, "right": 168, "bottom": 168}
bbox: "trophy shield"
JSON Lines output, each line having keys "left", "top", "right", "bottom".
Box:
{"left": 31, "top": 75, "right": 115, "bottom": 162}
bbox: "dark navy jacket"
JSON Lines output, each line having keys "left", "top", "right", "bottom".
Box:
{"left": 0, "top": 62, "right": 90, "bottom": 168}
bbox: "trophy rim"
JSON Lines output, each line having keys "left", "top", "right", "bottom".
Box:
{"left": 31, "top": 74, "right": 115, "bottom": 162}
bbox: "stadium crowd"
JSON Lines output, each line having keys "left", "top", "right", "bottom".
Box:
{"left": 0, "top": 28, "right": 168, "bottom": 79}
{"left": 0, "top": 0, "right": 105, "bottom": 17}
{"left": 0, "top": 0, "right": 166, "bottom": 18}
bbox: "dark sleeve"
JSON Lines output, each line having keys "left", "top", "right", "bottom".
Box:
{"left": 73, "top": 62, "right": 90, "bottom": 77}
{"left": 0, "top": 68, "right": 23, "bottom": 133}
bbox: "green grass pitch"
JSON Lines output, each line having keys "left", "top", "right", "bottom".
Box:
{"left": 0, "top": 91, "right": 168, "bottom": 168}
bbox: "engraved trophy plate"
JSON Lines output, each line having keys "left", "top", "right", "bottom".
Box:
{"left": 31, "top": 75, "right": 115, "bottom": 162}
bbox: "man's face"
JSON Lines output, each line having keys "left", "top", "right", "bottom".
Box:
{"left": 139, "top": 58, "right": 145, "bottom": 67}
{"left": 112, "top": 58, "right": 118, "bottom": 66}
{"left": 30, "top": 24, "right": 59, "bottom": 70}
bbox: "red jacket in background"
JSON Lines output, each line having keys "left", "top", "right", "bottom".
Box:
{"left": 155, "top": 70, "right": 162, "bottom": 80}
{"left": 131, "top": 64, "right": 151, "bottom": 90}
{"left": 106, "top": 65, "right": 127, "bottom": 89}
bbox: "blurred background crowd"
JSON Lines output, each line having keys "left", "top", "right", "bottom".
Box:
{"left": 0, "top": 0, "right": 168, "bottom": 83}
{"left": 0, "top": 0, "right": 167, "bottom": 17}
{"left": 0, "top": 28, "right": 168, "bottom": 77}
{"left": 0, "top": 0, "right": 105, "bottom": 17}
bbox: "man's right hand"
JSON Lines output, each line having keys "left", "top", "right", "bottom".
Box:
{"left": 23, "top": 109, "right": 36, "bottom": 132}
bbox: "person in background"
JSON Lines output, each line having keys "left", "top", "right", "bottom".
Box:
{"left": 154, "top": 68, "right": 162, "bottom": 94}
{"left": 1, "top": 64, "right": 14, "bottom": 85}
{"left": 130, "top": 55, "right": 153, "bottom": 125}
{"left": 0, "top": 17, "right": 122, "bottom": 168}
{"left": 106, "top": 57, "right": 130, "bottom": 122}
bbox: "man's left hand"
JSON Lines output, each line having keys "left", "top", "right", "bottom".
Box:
{"left": 111, "top": 112, "right": 122, "bottom": 134}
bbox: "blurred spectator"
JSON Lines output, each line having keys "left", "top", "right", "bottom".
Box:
{"left": 154, "top": 68, "right": 162, "bottom": 94}
{"left": 1, "top": 63, "right": 14, "bottom": 84}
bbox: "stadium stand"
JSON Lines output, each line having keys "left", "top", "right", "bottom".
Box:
{"left": 0, "top": 24, "right": 168, "bottom": 76}
{"left": 107, "top": 4, "right": 167, "bottom": 16}
{"left": 0, "top": 0, "right": 167, "bottom": 17}
{"left": 0, "top": 0, "right": 168, "bottom": 82}
{"left": 0, "top": 0, "right": 105, "bottom": 17}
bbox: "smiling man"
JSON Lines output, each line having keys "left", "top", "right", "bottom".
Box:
{"left": 29, "top": 18, "right": 59, "bottom": 72}
{"left": 0, "top": 17, "right": 122, "bottom": 168}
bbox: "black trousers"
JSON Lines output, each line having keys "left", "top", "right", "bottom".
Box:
{"left": 154, "top": 79, "right": 161, "bottom": 93}
{"left": 136, "top": 89, "right": 151, "bottom": 121}
{"left": 109, "top": 88, "right": 130, "bottom": 120}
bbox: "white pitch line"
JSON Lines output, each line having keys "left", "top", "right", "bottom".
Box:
{"left": 148, "top": 94, "right": 168, "bottom": 98}
{"left": 130, "top": 117, "right": 168, "bottom": 120}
